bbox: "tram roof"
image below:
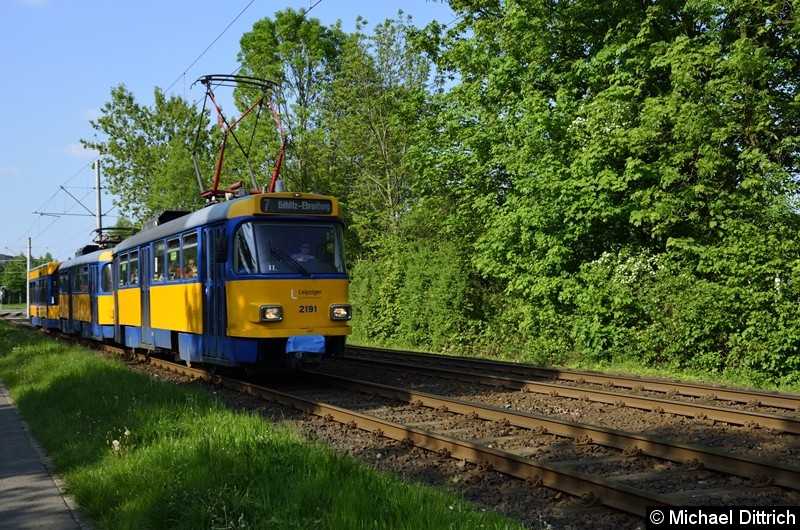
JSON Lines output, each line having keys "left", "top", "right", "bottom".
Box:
{"left": 58, "top": 248, "right": 113, "bottom": 269}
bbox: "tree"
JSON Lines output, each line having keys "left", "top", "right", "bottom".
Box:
{"left": 322, "top": 13, "right": 437, "bottom": 250}
{"left": 337, "top": 13, "right": 490, "bottom": 351}
{"left": 82, "top": 85, "right": 214, "bottom": 225}
{"left": 0, "top": 253, "right": 54, "bottom": 304}
{"left": 412, "top": 0, "right": 800, "bottom": 381}
{"left": 237, "top": 8, "right": 346, "bottom": 194}
{"left": 0, "top": 255, "right": 26, "bottom": 303}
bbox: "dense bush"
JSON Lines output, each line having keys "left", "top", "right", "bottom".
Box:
{"left": 349, "top": 238, "right": 481, "bottom": 352}
{"left": 350, "top": 233, "right": 800, "bottom": 389}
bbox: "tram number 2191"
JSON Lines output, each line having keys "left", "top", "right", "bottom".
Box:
{"left": 299, "top": 305, "right": 318, "bottom": 313}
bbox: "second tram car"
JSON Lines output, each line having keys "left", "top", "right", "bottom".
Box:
{"left": 57, "top": 246, "right": 115, "bottom": 341}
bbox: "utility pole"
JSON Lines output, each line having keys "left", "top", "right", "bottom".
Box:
{"left": 94, "top": 160, "right": 102, "bottom": 234}
{"left": 26, "top": 237, "right": 31, "bottom": 319}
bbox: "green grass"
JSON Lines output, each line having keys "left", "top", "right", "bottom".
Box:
{"left": 0, "top": 321, "right": 525, "bottom": 530}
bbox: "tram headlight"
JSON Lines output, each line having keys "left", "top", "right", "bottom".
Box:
{"left": 330, "top": 304, "right": 352, "bottom": 321}
{"left": 260, "top": 305, "right": 283, "bottom": 322}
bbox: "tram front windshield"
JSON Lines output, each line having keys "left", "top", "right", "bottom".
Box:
{"left": 233, "top": 221, "right": 347, "bottom": 275}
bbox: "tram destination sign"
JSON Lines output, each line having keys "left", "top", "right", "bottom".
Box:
{"left": 261, "top": 198, "right": 333, "bottom": 215}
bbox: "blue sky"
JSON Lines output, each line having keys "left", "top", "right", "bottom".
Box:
{"left": 1, "top": 0, "right": 455, "bottom": 262}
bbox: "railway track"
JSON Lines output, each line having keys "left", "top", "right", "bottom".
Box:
{"left": 331, "top": 347, "right": 800, "bottom": 440}
{"left": 7, "top": 317, "right": 800, "bottom": 527}
{"left": 317, "top": 349, "right": 800, "bottom": 466}
{"left": 139, "top": 353, "right": 800, "bottom": 521}
{"left": 344, "top": 346, "right": 800, "bottom": 415}
{"left": 300, "top": 371, "right": 799, "bottom": 508}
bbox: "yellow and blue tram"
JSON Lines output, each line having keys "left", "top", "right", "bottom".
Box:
{"left": 29, "top": 262, "right": 61, "bottom": 331}
{"left": 57, "top": 246, "right": 115, "bottom": 340}
{"left": 29, "top": 191, "right": 352, "bottom": 372}
{"left": 29, "top": 73, "right": 351, "bottom": 371}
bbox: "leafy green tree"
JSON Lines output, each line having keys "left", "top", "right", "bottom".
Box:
{"left": 322, "top": 13, "right": 437, "bottom": 250}
{"left": 237, "top": 8, "right": 346, "bottom": 194}
{"left": 0, "top": 253, "right": 54, "bottom": 304}
{"left": 342, "top": 13, "right": 494, "bottom": 351}
{"left": 82, "top": 85, "right": 214, "bottom": 225}
{"left": 0, "top": 255, "right": 27, "bottom": 303}
{"left": 413, "top": 0, "right": 800, "bottom": 383}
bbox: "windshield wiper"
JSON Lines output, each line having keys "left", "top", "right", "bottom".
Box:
{"left": 270, "top": 248, "right": 311, "bottom": 277}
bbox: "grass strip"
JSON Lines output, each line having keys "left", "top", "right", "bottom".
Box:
{"left": 0, "top": 321, "right": 524, "bottom": 530}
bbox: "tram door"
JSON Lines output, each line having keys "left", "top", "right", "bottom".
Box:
{"left": 202, "top": 226, "right": 226, "bottom": 357}
{"left": 89, "top": 264, "right": 98, "bottom": 337}
{"left": 113, "top": 257, "right": 121, "bottom": 343}
{"left": 140, "top": 245, "right": 153, "bottom": 347}
{"left": 64, "top": 270, "right": 74, "bottom": 334}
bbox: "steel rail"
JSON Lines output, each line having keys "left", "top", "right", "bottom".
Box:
{"left": 345, "top": 346, "right": 800, "bottom": 411}
{"left": 51, "top": 340, "right": 800, "bottom": 494}
{"left": 143, "top": 357, "right": 679, "bottom": 517}
{"left": 340, "top": 350, "right": 800, "bottom": 433}
{"left": 10, "top": 322, "right": 793, "bottom": 520}
{"left": 309, "top": 371, "right": 800, "bottom": 492}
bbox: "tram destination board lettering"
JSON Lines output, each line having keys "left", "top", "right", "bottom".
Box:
{"left": 261, "top": 198, "right": 333, "bottom": 215}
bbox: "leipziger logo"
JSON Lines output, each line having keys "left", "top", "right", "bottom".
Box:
{"left": 291, "top": 289, "right": 323, "bottom": 300}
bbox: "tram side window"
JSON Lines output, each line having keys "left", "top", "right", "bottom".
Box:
{"left": 101, "top": 263, "right": 113, "bottom": 292}
{"left": 60, "top": 272, "right": 69, "bottom": 294}
{"left": 129, "top": 250, "right": 139, "bottom": 285}
{"left": 118, "top": 255, "right": 129, "bottom": 287}
{"left": 72, "top": 268, "right": 82, "bottom": 293}
{"left": 153, "top": 241, "right": 165, "bottom": 282}
{"left": 81, "top": 266, "right": 89, "bottom": 292}
{"left": 182, "top": 233, "right": 198, "bottom": 279}
{"left": 167, "top": 237, "right": 181, "bottom": 280}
